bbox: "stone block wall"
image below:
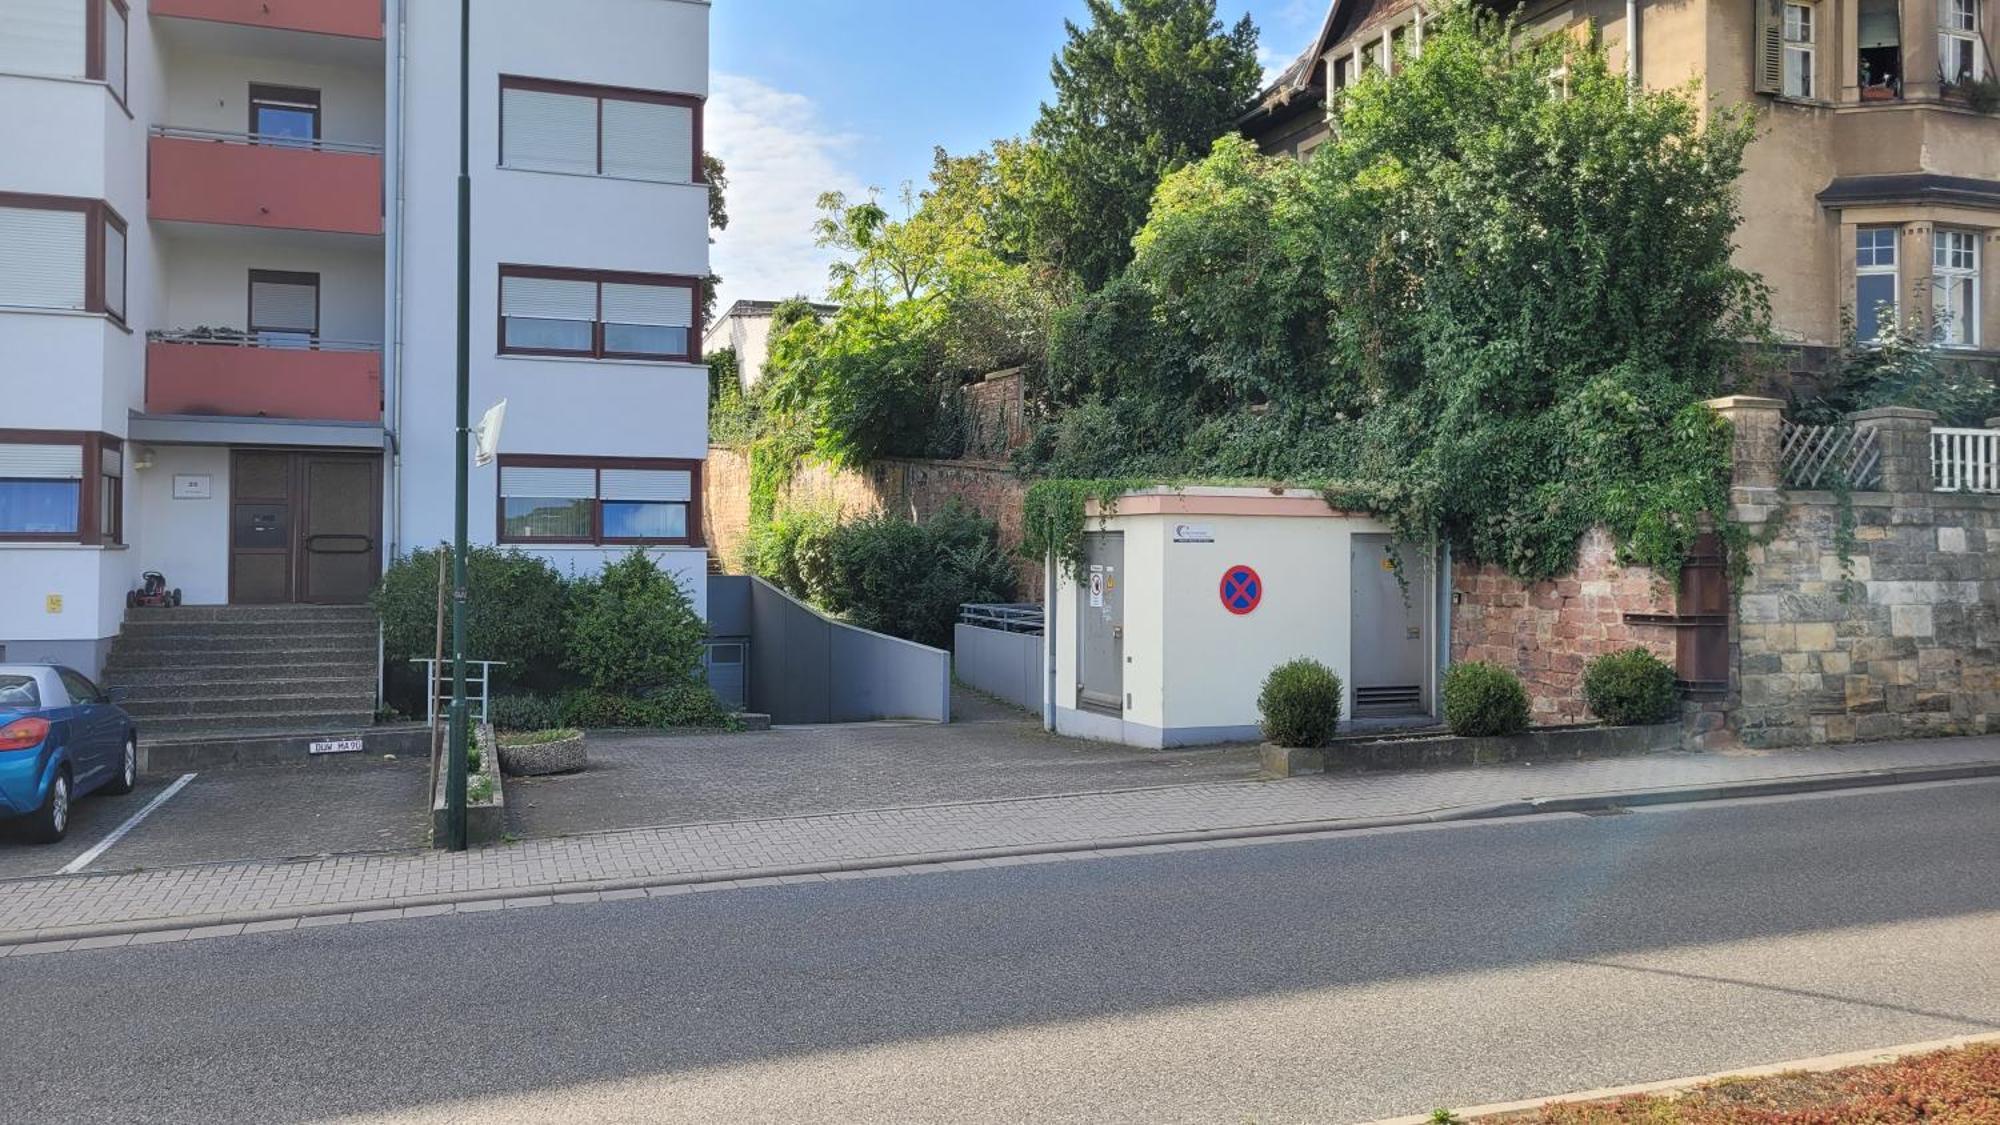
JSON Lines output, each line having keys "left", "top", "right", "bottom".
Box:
{"left": 1449, "top": 528, "right": 1676, "bottom": 724}
{"left": 703, "top": 448, "right": 1040, "bottom": 594}
{"left": 1731, "top": 492, "right": 2000, "bottom": 746}
{"left": 962, "top": 367, "right": 1028, "bottom": 460}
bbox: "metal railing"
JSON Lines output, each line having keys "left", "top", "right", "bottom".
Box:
{"left": 958, "top": 603, "right": 1045, "bottom": 635}
{"left": 150, "top": 123, "right": 384, "bottom": 156}
{"left": 148, "top": 328, "right": 381, "bottom": 353}
{"left": 411, "top": 659, "right": 505, "bottom": 724}
{"left": 1779, "top": 422, "right": 1882, "bottom": 490}
{"left": 1933, "top": 427, "right": 2000, "bottom": 494}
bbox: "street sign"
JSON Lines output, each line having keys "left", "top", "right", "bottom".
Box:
{"left": 1219, "top": 565, "right": 1262, "bottom": 615}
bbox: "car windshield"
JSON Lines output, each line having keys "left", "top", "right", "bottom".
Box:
{"left": 0, "top": 675, "right": 39, "bottom": 708}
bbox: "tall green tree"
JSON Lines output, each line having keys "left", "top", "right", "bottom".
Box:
{"left": 701, "top": 152, "right": 729, "bottom": 322}
{"left": 1017, "top": 0, "right": 1260, "bottom": 288}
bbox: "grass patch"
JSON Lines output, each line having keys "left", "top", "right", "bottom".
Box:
{"left": 1479, "top": 1043, "right": 2000, "bottom": 1122}
{"left": 498, "top": 728, "right": 582, "bottom": 748}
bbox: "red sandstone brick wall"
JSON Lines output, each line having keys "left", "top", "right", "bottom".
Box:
{"left": 1449, "top": 528, "right": 1676, "bottom": 724}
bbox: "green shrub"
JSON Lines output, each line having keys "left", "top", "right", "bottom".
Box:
{"left": 648, "top": 680, "right": 730, "bottom": 727}
{"left": 374, "top": 546, "right": 569, "bottom": 691}
{"left": 498, "top": 728, "right": 581, "bottom": 747}
{"left": 1257, "top": 658, "right": 1344, "bottom": 748}
{"left": 565, "top": 551, "right": 707, "bottom": 695}
{"left": 759, "top": 502, "right": 1016, "bottom": 649}
{"left": 560, "top": 690, "right": 662, "bottom": 729}
{"left": 1442, "top": 662, "right": 1531, "bottom": 737}
{"left": 1583, "top": 647, "right": 1679, "bottom": 726}
{"left": 489, "top": 692, "right": 565, "bottom": 733}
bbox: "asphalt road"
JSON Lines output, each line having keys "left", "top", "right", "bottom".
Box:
{"left": 8, "top": 779, "right": 2000, "bottom": 1124}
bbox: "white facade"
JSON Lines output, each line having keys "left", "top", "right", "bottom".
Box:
{"left": 0, "top": 0, "right": 714, "bottom": 674}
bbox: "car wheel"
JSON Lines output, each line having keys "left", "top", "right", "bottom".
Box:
{"left": 103, "top": 736, "right": 138, "bottom": 795}
{"left": 26, "top": 769, "right": 70, "bottom": 844}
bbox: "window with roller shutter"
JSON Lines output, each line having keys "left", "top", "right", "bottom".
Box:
{"left": 249, "top": 270, "right": 319, "bottom": 347}
{"left": 499, "top": 76, "right": 701, "bottom": 185}
{"left": 498, "top": 265, "right": 700, "bottom": 361}
{"left": 0, "top": 432, "right": 122, "bottom": 544}
{"left": 497, "top": 456, "right": 702, "bottom": 546}
{"left": 0, "top": 194, "right": 125, "bottom": 318}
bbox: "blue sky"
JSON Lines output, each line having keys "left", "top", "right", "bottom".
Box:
{"left": 707, "top": 0, "right": 1325, "bottom": 312}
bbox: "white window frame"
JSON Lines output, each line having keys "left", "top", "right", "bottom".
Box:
{"left": 1854, "top": 226, "right": 1899, "bottom": 341}
{"left": 1939, "top": 0, "right": 1984, "bottom": 85}
{"left": 1931, "top": 228, "right": 1981, "bottom": 348}
{"left": 1783, "top": 2, "right": 1816, "bottom": 98}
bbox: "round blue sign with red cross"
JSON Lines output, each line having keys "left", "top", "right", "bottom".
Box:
{"left": 1219, "top": 565, "right": 1263, "bottom": 615}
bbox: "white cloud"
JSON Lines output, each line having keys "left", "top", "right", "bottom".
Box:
{"left": 705, "top": 73, "right": 866, "bottom": 314}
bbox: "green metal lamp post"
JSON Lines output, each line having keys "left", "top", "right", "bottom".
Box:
{"left": 444, "top": 0, "right": 473, "bottom": 851}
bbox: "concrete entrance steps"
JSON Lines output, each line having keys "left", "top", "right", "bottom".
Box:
{"left": 104, "top": 605, "right": 382, "bottom": 764}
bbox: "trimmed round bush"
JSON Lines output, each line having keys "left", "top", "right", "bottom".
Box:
{"left": 1442, "top": 662, "right": 1530, "bottom": 737}
{"left": 489, "top": 692, "right": 565, "bottom": 733}
{"left": 1257, "top": 658, "right": 1344, "bottom": 748}
{"left": 1583, "top": 647, "right": 1679, "bottom": 726}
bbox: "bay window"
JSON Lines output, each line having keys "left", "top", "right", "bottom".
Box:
{"left": 499, "top": 76, "right": 701, "bottom": 185}
{"left": 0, "top": 193, "right": 126, "bottom": 322}
{"left": 0, "top": 0, "right": 125, "bottom": 102}
{"left": 1855, "top": 226, "right": 1899, "bottom": 341}
{"left": 0, "top": 432, "right": 121, "bottom": 544}
{"left": 499, "top": 265, "right": 699, "bottom": 361}
{"left": 1931, "top": 229, "right": 1980, "bottom": 347}
{"left": 497, "top": 457, "right": 701, "bottom": 546}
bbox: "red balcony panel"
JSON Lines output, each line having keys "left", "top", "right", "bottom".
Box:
{"left": 149, "top": 134, "right": 382, "bottom": 236}
{"left": 147, "top": 341, "right": 383, "bottom": 424}
{"left": 149, "top": 0, "right": 382, "bottom": 40}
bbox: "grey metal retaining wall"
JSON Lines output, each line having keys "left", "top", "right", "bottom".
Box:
{"left": 953, "top": 624, "right": 1044, "bottom": 713}
{"left": 743, "top": 577, "right": 951, "bottom": 724}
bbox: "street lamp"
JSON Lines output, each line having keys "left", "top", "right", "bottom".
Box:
{"left": 444, "top": 0, "right": 473, "bottom": 851}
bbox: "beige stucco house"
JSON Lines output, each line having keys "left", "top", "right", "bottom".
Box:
{"left": 701, "top": 299, "right": 839, "bottom": 392}
{"left": 1242, "top": 0, "right": 2000, "bottom": 373}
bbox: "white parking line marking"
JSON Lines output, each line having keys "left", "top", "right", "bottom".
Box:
{"left": 57, "top": 772, "right": 197, "bottom": 875}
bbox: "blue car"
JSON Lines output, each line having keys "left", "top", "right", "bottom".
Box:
{"left": 0, "top": 665, "right": 139, "bottom": 844}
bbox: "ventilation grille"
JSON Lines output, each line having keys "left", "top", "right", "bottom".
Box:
{"left": 1354, "top": 684, "right": 1424, "bottom": 716}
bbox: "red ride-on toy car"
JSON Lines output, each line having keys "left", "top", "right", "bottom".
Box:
{"left": 127, "top": 571, "right": 182, "bottom": 608}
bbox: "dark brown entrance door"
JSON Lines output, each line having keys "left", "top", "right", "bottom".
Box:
{"left": 229, "top": 450, "right": 380, "bottom": 604}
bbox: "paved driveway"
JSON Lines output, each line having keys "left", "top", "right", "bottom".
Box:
{"left": 504, "top": 689, "right": 1264, "bottom": 839}
{"left": 0, "top": 758, "right": 430, "bottom": 881}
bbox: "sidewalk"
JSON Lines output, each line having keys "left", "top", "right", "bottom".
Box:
{"left": 4, "top": 736, "right": 1998, "bottom": 947}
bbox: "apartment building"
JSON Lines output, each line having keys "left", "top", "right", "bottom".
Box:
{"left": 1242, "top": 0, "right": 2000, "bottom": 371}
{"left": 0, "top": 0, "right": 713, "bottom": 676}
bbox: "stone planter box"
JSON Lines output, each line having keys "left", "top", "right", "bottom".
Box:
{"left": 432, "top": 723, "right": 506, "bottom": 846}
{"left": 498, "top": 730, "right": 587, "bottom": 777}
{"left": 1261, "top": 721, "right": 1683, "bottom": 777}
{"left": 1260, "top": 743, "right": 1327, "bottom": 777}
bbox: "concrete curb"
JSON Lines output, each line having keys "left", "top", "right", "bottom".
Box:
{"left": 4, "top": 759, "right": 1998, "bottom": 948}
{"left": 1360, "top": 1029, "right": 2000, "bottom": 1124}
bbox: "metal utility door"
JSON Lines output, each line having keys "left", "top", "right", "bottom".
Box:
{"left": 1350, "top": 533, "right": 1432, "bottom": 717}
{"left": 1076, "top": 532, "right": 1124, "bottom": 713}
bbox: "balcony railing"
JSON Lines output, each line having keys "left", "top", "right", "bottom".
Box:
{"left": 148, "top": 0, "right": 383, "bottom": 40}
{"left": 146, "top": 332, "right": 383, "bottom": 424}
{"left": 148, "top": 126, "right": 383, "bottom": 236}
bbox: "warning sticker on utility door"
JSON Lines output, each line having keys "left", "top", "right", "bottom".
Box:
{"left": 1088, "top": 568, "right": 1105, "bottom": 608}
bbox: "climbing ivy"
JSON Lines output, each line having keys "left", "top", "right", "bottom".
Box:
{"left": 1021, "top": 478, "right": 1156, "bottom": 580}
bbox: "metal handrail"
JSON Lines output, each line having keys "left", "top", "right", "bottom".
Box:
{"left": 149, "top": 123, "right": 384, "bottom": 156}
{"left": 958, "top": 603, "right": 1045, "bottom": 635}
{"left": 411, "top": 659, "right": 505, "bottom": 724}
{"left": 147, "top": 329, "right": 381, "bottom": 353}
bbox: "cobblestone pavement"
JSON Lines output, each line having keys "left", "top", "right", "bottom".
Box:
{"left": 505, "top": 688, "right": 1263, "bottom": 840}
{"left": 2, "top": 736, "right": 1996, "bottom": 945}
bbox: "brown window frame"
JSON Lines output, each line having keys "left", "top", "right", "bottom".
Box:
{"left": 497, "top": 75, "right": 705, "bottom": 183}
{"left": 495, "top": 454, "right": 704, "bottom": 548}
{"left": 83, "top": 0, "right": 130, "bottom": 113}
{"left": 0, "top": 192, "right": 127, "bottom": 325}
{"left": 248, "top": 83, "right": 323, "bottom": 144}
{"left": 0, "top": 430, "right": 122, "bottom": 546}
{"left": 247, "top": 269, "right": 322, "bottom": 343}
{"left": 496, "top": 264, "right": 703, "bottom": 363}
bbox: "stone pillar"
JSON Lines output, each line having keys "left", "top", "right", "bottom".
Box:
{"left": 1704, "top": 396, "right": 1785, "bottom": 517}
{"left": 1850, "top": 406, "right": 1939, "bottom": 493}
